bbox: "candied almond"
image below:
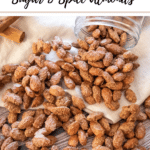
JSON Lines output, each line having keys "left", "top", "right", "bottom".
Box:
{"left": 43, "top": 89, "right": 56, "bottom": 104}
{"left": 125, "top": 89, "right": 137, "bottom": 103}
{"left": 92, "top": 136, "right": 105, "bottom": 148}
{"left": 68, "top": 135, "right": 78, "bottom": 147}
{"left": 56, "top": 96, "right": 72, "bottom": 107}
{"left": 105, "top": 43, "right": 123, "bottom": 55}
{"left": 75, "top": 114, "right": 88, "bottom": 130}
{"left": 50, "top": 106, "right": 70, "bottom": 116}
{"left": 87, "top": 112, "right": 103, "bottom": 122}
{"left": 69, "top": 72, "right": 82, "bottom": 85}
{"left": 31, "top": 96, "right": 44, "bottom": 107}
{"left": 63, "top": 42, "right": 71, "bottom": 50}
{"left": 80, "top": 70, "right": 94, "bottom": 83}
{"left": 113, "top": 130, "right": 125, "bottom": 148}
{"left": 99, "top": 118, "right": 110, "bottom": 132}
{"left": 72, "top": 96, "right": 85, "bottom": 110}
{"left": 100, "top": 38, "right": 112, "bottom": 46}
{"left": 78, "top": 129, "right": 87, "bottom": 146}
{"left": 90, "top": 121, "right": 105, "bottom": 138}
{"left": 88, "top": 25, "right": 98, "bottom": 32}
{"left": 108, "top": 28, "right": 120, "bottom": 43}
{"left": 64, "top": 76, "right": 76, "bottom": 89}
{"left": 49, "top": 85, "right": 65, "bottom": 96}
{"left": 89, "top": 67, "right": 103, "bottom": 76}
{"left": 93, "top": 86, "right": 102, "bottom": 103}
{"left": 56, "top": 47, "right": 67, "bottom": 58}
{"left": 86, "top": 50, "right": 105, "bottom": 62}
{"left": 105, "top": 137, "right": 113, "bottom": 150}
{"left": 8, "top": 112, "right": 18, "bottom": 124}
{"left": 10, "top": 128, "right": 26, "bottom": 141}
{"left": 45, "top": 114, "right": 58, "bottom": 132}
{"left": 113, "top": 90, "right": 122, "bottom": 101}
{"left": 50, "top": 71, "right": 62, "bottom": 85}
{"left": 135, "top": 123, "right": 146, "bottom": 139}
{"left": 81, "top": 82, "right": 92, "bottom": 97}
{"left": 67, "top": 121, "right": 80, "bottom": 136}
{"left": 18, "top": 116, "right": 34, "bottom": 129}
{"left": 44, "top": 60, "right": 61, "bottom": 74}
{"left": 1, "top": 137, "right": 13, "bottom": 150}
{"left": 2, "top": 124, "right": 11, "bottom": 138}
{"left": 123, "top": 138, "right": 138, "bottom": 149}
{"left": 4, "top": 102, "right": 21, "bottom": 114}
{"left": 77, "top": 39, "right": 89, "bottom": 50}
{"left": 92, "top": 29, "right": 101, "bottom": 39}
{"left": 94, "top": 76, "right": 104, "bottom": 86}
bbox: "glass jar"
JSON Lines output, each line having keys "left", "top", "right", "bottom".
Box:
{"left": 74, "top": 16, "right": 145, "bottom": 50}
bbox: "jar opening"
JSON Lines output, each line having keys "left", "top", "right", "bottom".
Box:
{"left": 74, "top": 16, "right": 143, "bottom": 50}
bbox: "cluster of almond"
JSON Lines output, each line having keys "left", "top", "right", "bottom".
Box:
{"left": 0, "top": 24, "right": 145, "bottom": 150}
{"left": 0, "top": 39, "right": 51, "bottom": 91}
{"left": 0, "top": 67, "right": 15, "bottom": 90}
{"left": 0, "top": 101, "right": 149, "bottom": 150}
{"left": 0, "top": 25, "right": 140, "bottom": 113}
{"left": 71, "top": 25, "right": 139, "bottom": 110}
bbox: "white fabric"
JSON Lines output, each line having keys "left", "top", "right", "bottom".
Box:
{"left": 0, "top": 16, "right": 150, "bottom": 124}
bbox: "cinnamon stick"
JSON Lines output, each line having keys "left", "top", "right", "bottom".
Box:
{"left": 0, "top": 27, "right": 25, "bottom": 43}
{"left": 0, "top": 16, "right": 20, "bottom": 33}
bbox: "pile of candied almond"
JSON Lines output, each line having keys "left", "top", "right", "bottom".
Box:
{"left": 0, "top": 24, "right": 149, "bottom": 150}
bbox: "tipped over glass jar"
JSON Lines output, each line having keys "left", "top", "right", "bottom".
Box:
{"left": 74, "top": 16, "right": 145, "bottom": 50}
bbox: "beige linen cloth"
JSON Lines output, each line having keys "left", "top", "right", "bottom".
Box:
{"left": 0, "top": 16, "right": 150, "bottom": 124}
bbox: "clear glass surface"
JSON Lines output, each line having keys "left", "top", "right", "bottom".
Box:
{"left": 74, "top": 16, "right": 145, "bottom": 50}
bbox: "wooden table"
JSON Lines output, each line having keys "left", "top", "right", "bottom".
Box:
{"left": 0, "top": 106, "right": 150, "bottom": 150}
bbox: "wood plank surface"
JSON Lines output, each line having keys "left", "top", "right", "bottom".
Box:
{"left": 0, "top": 106, "right": 150, "bottom": 150}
